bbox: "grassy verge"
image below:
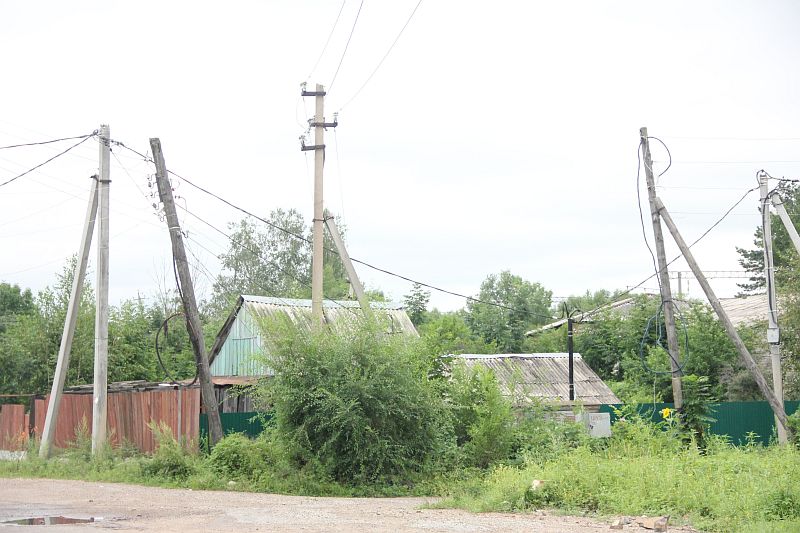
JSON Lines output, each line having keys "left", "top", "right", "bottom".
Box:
{"left": 436, "top": 434, "right": 800, "bottom": 532}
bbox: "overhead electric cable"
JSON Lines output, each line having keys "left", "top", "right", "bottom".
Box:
{"left": 327, "top": 0, "right": 364, "bottom": 93}
{"left": 307, "top": 0, "right": 348, "bottom": 81}
{"left": 337, "top": 0, "right": 425, "bottom": 111}
{"left": 116, "top": 139, "right": 755, "bottom": 325}
{"left": 0, "top": 134, "right": 97, "bottom": 189}
{"left": 0, "top": 133, "right": 96, "bottom": 151}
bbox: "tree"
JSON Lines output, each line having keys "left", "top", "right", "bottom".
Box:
{"left": 736, "top": 181, "right": 800, "bottom": 294}
{"left": 464, "top": 271, "right": 552, "bottom": 352}
{"left": 403, "top": 283, "right": 430, "bottom": 326}
{"left": 209, "top": 208, "right": 351, "bottom": 318}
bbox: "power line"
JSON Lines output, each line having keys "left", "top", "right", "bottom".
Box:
{"left": 179, "top": 207, "right": 358, "bottom": 315}
{"left": 327, "top": 0, "right": 364, "bottom": 93}
{"left": 306, "top": 0, "right": 348, "bottom": 81}
{"left": 0, "top": 134, "right": 97, "bottom": 189}
{"left": 0, "top": 133, "right": 96, "bottom": 151}
{"left": 583, "top": 184, "right": 759, "bottom": 319}
{"left": 115, "top": 139, "right": 751, "bottom": 324}
{"left": 337, "top": 0, "right": 424, "bottom": 111}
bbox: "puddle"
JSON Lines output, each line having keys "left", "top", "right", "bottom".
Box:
{"left": 2, "top": 516, "right": 95, "bottom": 525}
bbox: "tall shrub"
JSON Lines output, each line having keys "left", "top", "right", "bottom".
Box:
{"left": 257, "top": 317, "right": 450, "bottom": 484}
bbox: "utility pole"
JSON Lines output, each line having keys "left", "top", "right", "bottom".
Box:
{"left": 324, "top": 215, "right": 373, "bottom": 320}
{"left": 301, "top": 83, "right": 337, "bottom": 326}
{"left": 760, "top": 172, "right": 788, "bottom": 443}
{"left": 92, "top": 124, "right": 111, "bottom": 455}
{"left": 655, "top": 197, "right": 791, "bottom": 433}
{"left": 39, "top": 177, "right": 98, "bottom": 458}
{"left": 150, "top": 138, "right": 223, "bottom": 446}
{"left": 640, "top": 127, "right": 683, "bottom": 409}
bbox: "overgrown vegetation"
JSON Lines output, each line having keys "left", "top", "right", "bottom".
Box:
{"left": 2, "top": 318, "right": 798, "bottom": 532}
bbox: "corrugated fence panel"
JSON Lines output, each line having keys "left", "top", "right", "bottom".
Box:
{"left": 600, "top": 401, "right": 800, "bottom": 445}
{"left": 22, "top": 387, "right": 201, "bottom": 453}
{"left": 0, "top": 404, "right": 27, "bottom": 450}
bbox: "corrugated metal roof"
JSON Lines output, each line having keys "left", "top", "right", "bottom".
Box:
{"left": 719, "top": 294, "right": 769, "bottom": 327}
{"left": 210, "top": 295, "right": 418, "bottom": 378}
{"left": 455, "top": 353, "right": 620, "bottom": 406}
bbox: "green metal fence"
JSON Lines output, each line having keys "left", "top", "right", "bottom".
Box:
{"left": 199, "top": 412, "right": 269, "bottom": 447}
{"left": 201, "top": 402, "right": 799, "bottom": 448}
{"left": 599, "top": 401, "right": 800, "bottom": 445}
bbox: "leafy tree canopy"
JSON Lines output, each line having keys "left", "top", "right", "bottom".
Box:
{"left": 465, "top": 271, "right": 552, "bottom": 352}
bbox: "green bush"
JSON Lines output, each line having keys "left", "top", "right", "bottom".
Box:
{"left": 447, "top": 363, "right": 515, "bottom": 468}
{"left": 208, "top": 431, "right": 288, "bottom": 481}
{"left": 140, "top": 423, "right": 196, "bottom": 480}
{"left": 257, "top": 317, "right": 451, "bottom": 484}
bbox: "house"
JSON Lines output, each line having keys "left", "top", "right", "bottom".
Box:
{"left": 207, "top": 295, "right": 418, "bottom": 411}
{"left": 453, "top": 353, "right": 620, "bottom": 411}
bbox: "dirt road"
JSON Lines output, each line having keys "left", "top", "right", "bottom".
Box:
{"left": 0, "top": 479, "right": 691, "bottom": 532}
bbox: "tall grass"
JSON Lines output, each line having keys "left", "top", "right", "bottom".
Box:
{"left": 439, "top": 416, "right": 800, "bottom": 532}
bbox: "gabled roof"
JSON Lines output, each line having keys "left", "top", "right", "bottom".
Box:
{"left": 454, "top": 353, "right": 620, "bottom": 406}
{"left": 209, "top": 295, "right": 417, "bottom": 366}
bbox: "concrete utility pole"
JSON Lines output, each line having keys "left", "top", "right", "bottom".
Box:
{"left": 150, "top": 138, "right": 223, "bottom": 446}
{"left": 324, "top": 215, "right": 373, "bottom": 319}
{"left": 759, "top": 172, "right": 788, "bottom": 443}
{"left": 301, "top": 83, "right": 337, "bottom": 326}
{"left": 92, "top": 124, "right": 111, "bottom": 454}
{"left": 640, "top": 127, "right": 683, "bottom": 409}
{"left": 39, "top": 177, "right": 99, "bottom": 458}
{"left": 655, "top": 197, "right": 791, "bottom": 433}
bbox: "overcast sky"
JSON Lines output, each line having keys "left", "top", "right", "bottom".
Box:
{"left": 1, "top": 0, "right": 799, "bottom": 313}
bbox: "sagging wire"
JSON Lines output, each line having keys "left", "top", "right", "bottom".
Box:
{"left": 635, "top": 135, "right": 689, "bottom": 376}
{"left": 638, "top": 300, "right": 690, "bottom": 375}
{"left": 155, "top": 311, "right": 198, "bottom": 385}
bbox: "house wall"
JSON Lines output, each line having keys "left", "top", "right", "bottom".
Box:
{"left": 210, "top": 305, "right": 269, "bottom": 377}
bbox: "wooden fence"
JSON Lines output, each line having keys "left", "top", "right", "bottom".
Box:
{"left": 0, "top": 386, "right": 200, "bottom": 453}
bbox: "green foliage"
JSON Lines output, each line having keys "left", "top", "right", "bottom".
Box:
{"left": 257, "top": 317, "right": 450, "bottom": 484}
{"left": 140, "top": 423, "right": 197, "bottom": 480}
{"left": 419, "top": 311, "right": 494, "bottom": 363}
{"left": 737, "top": 181, "right": 800, "bottom": 294}
{"left": 403, "top": 283, "right": 430, "bottom": 327}
{"left": 447, "top": 364, "right": 515, "bottom": 467}
{"left": 441, "top": 416, "right": 800, "bottom": 532}
{"left": 208, "top": 432, "right": 286, "bottom": 480}
{"left": 209, "top": 210, "right": 352, "bottom": 319}
{"left": 465, "top": 271, "right": 552, "bottom": 352}
{"left": 680, "top": 374, "right": 717, "bottom": 448}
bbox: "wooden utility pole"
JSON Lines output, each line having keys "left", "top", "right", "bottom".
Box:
{"left": 150, "top": 138, "right": 223, "bottom": 445}
{"left": 92, "top": 124, "right": 111, "bottom": 454}
{"left": 655, "top": 197, "right": 791, "bottom": 433}
{"left": 301, "top": 84, "right": 337, "bottom": 326}
{"left": 39, "top": 177, "right": 99, "bottom": 458}
{"left": 759, "top": 172, "right": 788, "bottom": 443}
{"left": 324, "top": 216, "right": 373, "bottom": 319}
{"left": 640, "top": 127, "right": 683, "bottom": 408}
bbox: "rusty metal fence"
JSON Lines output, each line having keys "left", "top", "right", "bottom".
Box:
{"left": 0, "top": 386, "right": 200, "bottom": 453}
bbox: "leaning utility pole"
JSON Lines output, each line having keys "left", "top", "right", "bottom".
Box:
{"left": 325, "top": 215, "right": 373, "bottom": 319}
{"left": 640, "top": 127, "right": 683, "bottom": 409}
{"left": 301, "top": 83, "right": 337, "bottom": 326}
{"left": 150, "top": 138, "right": 223, "bottom": 446}
{"left": 759, "top": 172, "right": 788, "bottom": 443}
{"left": 655, "top": 197, "right": 791, "bottom": 433}
{"left": 39, "top": 177, "right": 99, "bottom": 458}
{"left": 92, "top": 124, "right": 111, "bottom": 454}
